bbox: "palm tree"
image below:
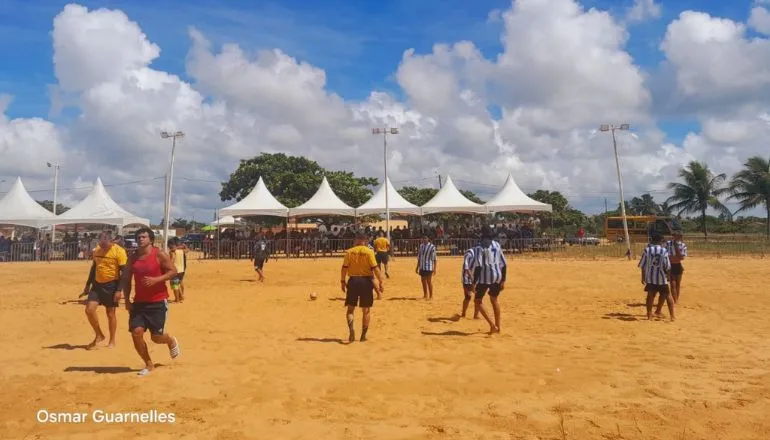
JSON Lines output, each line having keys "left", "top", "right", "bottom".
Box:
{"left": 728, "top": 156, "right": 770, "bottom": 237}
{"left": 666, "top": 161, "right": 729, "bottom": 239}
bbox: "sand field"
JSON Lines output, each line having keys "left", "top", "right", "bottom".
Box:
{"left": 0, "top": 255, "right": 769, "bottom": 440}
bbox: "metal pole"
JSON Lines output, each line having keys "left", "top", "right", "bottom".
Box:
{"left": 51, "top": 165, "right": 59, "bottom": 244}
{"left": 163, "top": 135, "right": 178, "bottom": 251}
{"left": 611, "top": 128, "right": 632, "bottom": 259}
{"left": 383, "top": 130, "right": 391, "bottom": 243}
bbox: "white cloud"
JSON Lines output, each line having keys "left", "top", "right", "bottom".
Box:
{"left": 626, "top": 0, "right": 662, "bottom": 24}
{"left": 2, "top": 0, "right": 770, "bottom": 221}
{"left": 749, "top": 6, "right": 770, "bottom": 35}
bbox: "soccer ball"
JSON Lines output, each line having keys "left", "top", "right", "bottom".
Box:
{"left": 310, "top": 292, "right": 318, "bottom": 301}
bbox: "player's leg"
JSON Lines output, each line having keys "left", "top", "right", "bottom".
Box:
{"left": 145, "top": 301, "right": 180, "bottom": 357}
{"left": 461, "top": 285, "right": 472, "bottom": 317}
{"left": 662, "top": 286, "right": 675, "bottom": 321}
{"left": 105, "top": 306, "right": 117, "bottom": 348}
{"left": 420, "top": 274, "right": 429, "bottom": 298}
{"left": 129, "top": 309, "right": 154, "bottom": 374}
{"left": 489, "top": 285, "right": 502, "bottom": 333}
{"left": 475, "top": 286, "right": 497, "bottom": 333}
{"left": 359, "top": 279, "right": 374, "bottom": 341}
{"left": 644, "top": 286, "right": 656, "bottom": 320}
{"left": 170, "top": 277, "right": 181, "bottom": 302}
{"left": 426, "top": 274, "right": 434, "bottom": 299}
{"left": 85, "top": 289, "right": 105, "bottom": 349}
{"left": 383, "top": 254, "right": 390, "bottom": 278}
{"left": 178, "top": 273, "right": 186, "bottom": 302}
{"left": 345, "top": 279, "right": 359, "bottom": 342}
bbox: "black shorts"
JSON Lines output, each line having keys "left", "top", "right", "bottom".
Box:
{"left": 475, "top": 283, "right": 502, "bottom": 300}
{"left": 463, "top": 283, "right": 473, "bottom": 298}
{"left": 670, "top": 263, "right": 684, "bottom": 277}
{"left": 375, "top": 252, "right": 389, "bottom": 265}
{"left": 87, "top": 280, "right": 120, "bottom": 307}
{"left": 346, "top": 276, "right": 374, "bottom": 308}
{"left": 129, "top": 301, "right": 168, "bottom": 336}
{"left": 644, "top": 283, "right": 670, "bottom": 298}
{"left": 254, "top": 258, "right": 266, "bottom": 270}
{"left": 419, "top": 270, "right": 434, "bottom": 277}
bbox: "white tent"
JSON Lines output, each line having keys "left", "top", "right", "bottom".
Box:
{"left": 484, "top": 173, "right": 552, "bottom": 213}
{"left": 218, "top": 177, "right": 289, "bottom": 218}
{"left": 55, "top": 177, "right": 150, "bottom": 226}
{"left": 289, "top": 176, "right": 356, "bottom": 217}
{"left": 0, "top": 177, "right": 57, "bottom": 228}
{"left": 420, "top": 175, "right": 487, "bottom": 215}
{"left": 356, "top": 177, "right": 422, "bottom": 216}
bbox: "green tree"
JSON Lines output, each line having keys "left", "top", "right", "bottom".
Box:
{"left": 728, "top": 156, "right": 770, "bottom": 236}
{"left": 666, "top": 161, "right": 729, "bottom": 239}
{"left": 220, "top": 153, "right": 378, "bottom": 208}
{"left": 629, "top": 193, "right": 660, "bottom": 215}
{"left": 527, "top": 190, "right": 586, "bottom": 233}
{"left": 37, "top": 200, "right": 70, "bottom": 214}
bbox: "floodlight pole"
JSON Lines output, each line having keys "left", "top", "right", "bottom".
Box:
{"left": 372, "top": 127, "right": 399, "bottom": 242}
{"left": 599, "top": 123, "right": 632, "bottom": 260}
{"left": 47, "top": 162, "right": 60, "bottom": 244}
{"left": 161, "top": 131, "right": 185, "bottom": 251}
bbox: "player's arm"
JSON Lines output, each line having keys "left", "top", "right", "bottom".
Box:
{"left": 368, "top": 250, "right": 384, "bottom": 294}
{"left": 82, "top": 262, "right": 96, "bottom": 295}
{"left": 155, "top": 251, "right": 178, "bottom": 282}
{"left": 500, "top": 250, "right": 507, "bottom": 286}
{"left": 340, "top": 252, "right": 350, "bottom": 292}
{"left": 121, "top": 256, "right": 134, "bottom": 309}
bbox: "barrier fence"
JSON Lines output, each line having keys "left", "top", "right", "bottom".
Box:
{"left": 2, "top": 237, "right": 767, "bottom": 263}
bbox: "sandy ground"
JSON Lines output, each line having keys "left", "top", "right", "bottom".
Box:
{"left": 0, "top": 255, "right": 769, "bottom": 440}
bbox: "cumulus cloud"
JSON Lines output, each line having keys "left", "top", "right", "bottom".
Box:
{"left": 2, "top": 0, "right": 770, "bottom": 220}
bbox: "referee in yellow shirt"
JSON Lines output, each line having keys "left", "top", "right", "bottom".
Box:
{"left": 341, "top": 231, "right": 385, "bottom": 343}
{"left": 373, "top": 231, "right": 391, "bottom": 278}
{"left": 81, "top": 230, "right": 128, "bottom": 349}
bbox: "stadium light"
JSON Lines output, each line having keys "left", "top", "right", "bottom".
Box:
{"left": 46, "top": 162, "right": 60, "bottom": 244}
{"left": 599, "top": 123, "right": 633, "bottom": 260}
{"left": 160, "top": 130, "right": 185, "bottom": 251}
{"left": 371, "top": 126, "right": 399, "bottom": 242}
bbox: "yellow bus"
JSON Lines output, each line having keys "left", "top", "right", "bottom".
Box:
{"left": 604, "top": 215, "right": 681, "bottom": 243}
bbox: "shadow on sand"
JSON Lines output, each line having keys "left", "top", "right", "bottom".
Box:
{"left": 59, "top": 299, "right": 86, "bottom": 306}
{"left": 64, "top": 366, "right": 139, "bottom": 374}
{"left": 427, "top": 315, "right": 461, "bottom": 323}
{"left": 421, "top": 330, "right": 481, "bottom": 337}
{"left": 296, "top": 337, "right": 346, "bottom": 345}
{"left": 387, "top": 297, "right": 419, "bottom": 301}
{"left": 44, "top": 343, "right": 89, "bottom": 350}
{"left": 626, "top": 303, "right": 646, "bottom": 308}
{"left": 602, "top": 312, "right": 639, "bottom": 322}
{"left": 328, "top": 297, "right": 346, "bottom": 302}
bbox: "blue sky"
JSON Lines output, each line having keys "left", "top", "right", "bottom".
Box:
{"left": 0, "top": 0, "right": 753, "bottom": 137}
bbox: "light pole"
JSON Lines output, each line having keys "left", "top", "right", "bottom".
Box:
{"left": 160, "top": 131, "right": 184, "bottom": 251}
{"left": 46, "top": 162, "right": 60, "bottom": 244}
{"left": 599, "top": 123, "right": 632, "bottom": 260}
{"left": 371, "top": 127, "right": 399, "bottom": 242}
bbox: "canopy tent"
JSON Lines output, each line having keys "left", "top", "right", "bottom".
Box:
{"left": 355, "top": 177, "right": 422, "bottom": 216}
{"left": 218, "top": 177, "right": 289, "bottom": 218}
{"left": 55, "top": 177, "right": 150, "bottom": 226}
{"left": 289, "top": 176, "right": 356, "bottom": 217}
{"left": 0, "top": 177, "right": 57, "bottom": 228}
{"left": 420, "top": 175, "right": 487, "bottom": 215}
{"left": 484, "top": 173, "right": 552, "bottom": 213}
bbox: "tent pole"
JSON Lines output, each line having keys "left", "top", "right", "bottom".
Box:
{"left": 216, "top": 210, "right": 221, "bottom": 260}
{"left": 285, "top": 214, "right": 290, "bottom": 259}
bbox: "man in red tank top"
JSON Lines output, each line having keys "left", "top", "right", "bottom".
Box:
{"left": 121, "top": 227, "right": 181, "bottom": 376}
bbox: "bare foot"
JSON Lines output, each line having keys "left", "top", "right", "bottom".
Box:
{"left": 86, "top": 336, "right": 105, "bottom": 350}
{"left": 488, "top": 326, "right": 499, "bottom": 334}
{"left": 107, "top": 341, "right": 115, "bottom": 349}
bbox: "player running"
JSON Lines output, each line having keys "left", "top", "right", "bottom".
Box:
{"left": 665, "top": 230, "right": 687, "bottom": 304}
{"left": 373, "top": 231, "right": 391, "bottom": 278}
{"left": 340, "top": 231, "right": 385, "bottom": 343}
{"left": 639, "top": 232, "right": 674, "bottom": 321}
{"left": 461, "top": 244, "right": 479, "bottom": 319}
{"left": 253, "top": 235, "right": 269, "bottom": 282}
{"left": 472, "top": 227, "right": 506, "bottom": 333}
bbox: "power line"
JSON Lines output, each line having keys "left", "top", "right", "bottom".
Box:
{"left": 0, "top": 176, "right": 166, "bottom": 196}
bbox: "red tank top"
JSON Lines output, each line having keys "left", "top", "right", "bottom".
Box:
{"left": 131, "top": 246, "right": 169, "bottom": 303}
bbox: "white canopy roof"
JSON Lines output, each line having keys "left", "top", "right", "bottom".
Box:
{"left": 420, "top": 175, "right": 487, "bottom": 215}
{"left": 0, "top": 177, "right": 57, "bottom": 228}
{"left": 219, "top": 177, "right": 289, "bottom": 218}
{"left": 55, "top": 177, "right": 150, "bottom": 226}
{"left": 356, "top": 177, "right": 422, "bottom": 216}
{"left": 289, "top": 176, "right": 356, "bottom": 217}
{"left": 485, "top": 173, "right": 552, "bottom": 213}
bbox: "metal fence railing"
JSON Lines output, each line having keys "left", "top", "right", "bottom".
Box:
{"left": 1, "top": 237, "right": 767, "bottom": 263}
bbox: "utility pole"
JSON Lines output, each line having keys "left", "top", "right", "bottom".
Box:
{"left": 599, "top": 123, "right": 633, "bottom": 260}
{"left": 438, "top": 174, "right": 443, "bottom": 189}
{"left": 160, "top": 130, "right": 184, "bottom": 251}
{"left": 46, "top": 162, "right": 60, "bottom": 244}
{"left": 371, "top": 127, "right": 399, "bottom": 242}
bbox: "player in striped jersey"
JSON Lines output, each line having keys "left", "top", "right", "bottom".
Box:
{"left": 416, "top": 235, "right": 437, "bottom": 300}
{"left": 638, "top": 232, "right": 674, "bottom": 321}
{"left": 473, "top": 227, "right": 506, "bottom": 333}
{"left": 664, "top": 230, "right": 687, "bottom": 304}
{"left": 461, "top": 245, "right": 479, "bottom": 318}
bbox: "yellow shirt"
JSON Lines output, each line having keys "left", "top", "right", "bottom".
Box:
{"left": 92, "top": 244, "right": 128, "bottom": 284}
{"left": 172, "top": 249, "right": 186, "bottom": 273}
{"left": 373, "top": 237, "right": 390, "bottom": 253}
{"left": 343, "top": 245, "right": 378, "bottom": 277}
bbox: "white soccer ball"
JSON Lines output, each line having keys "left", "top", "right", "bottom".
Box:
{"left": 310, "top": 292, "right": 318, "bottom": 300}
